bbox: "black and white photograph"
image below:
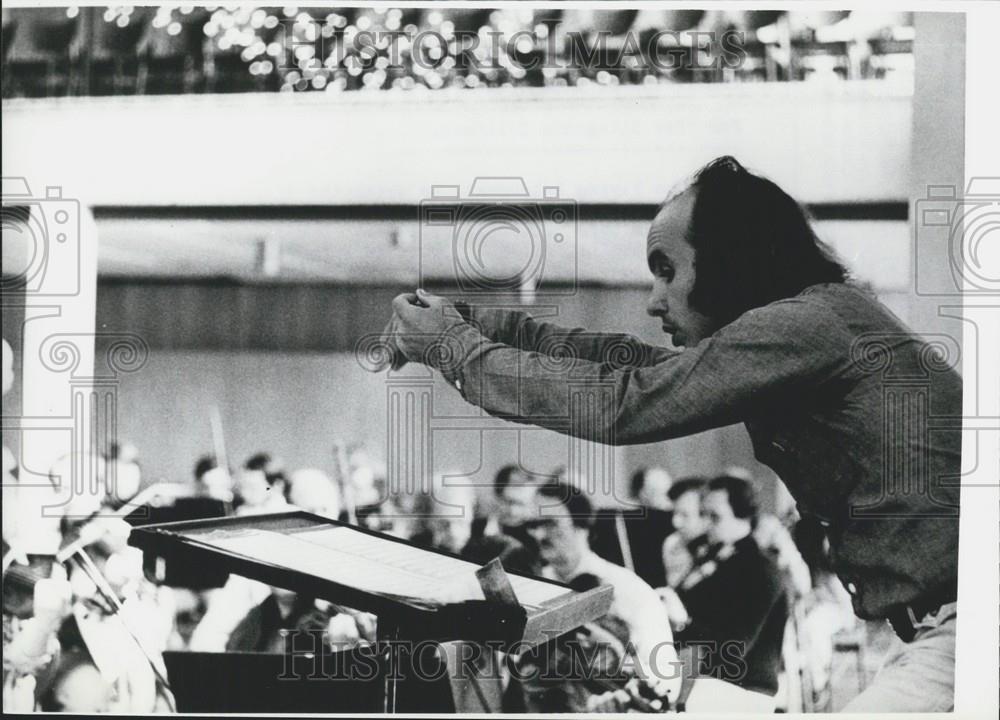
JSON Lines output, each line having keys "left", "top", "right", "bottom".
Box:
{"left": 2, "top": 1, "right": 998, "bottom": 716}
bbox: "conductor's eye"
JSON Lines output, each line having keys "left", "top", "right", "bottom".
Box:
{"left": 649, "top": 253, "right": 674, "bottom": 281}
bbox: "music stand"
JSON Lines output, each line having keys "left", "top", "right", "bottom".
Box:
{"left": 131, "top": 511, "right": 613, "bottom": 713}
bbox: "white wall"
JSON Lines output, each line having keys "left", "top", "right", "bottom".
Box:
{"left": 3, "top": 82, "right": 912, "bottom": 208}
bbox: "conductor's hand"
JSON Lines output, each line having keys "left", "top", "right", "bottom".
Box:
{"left": 390, "top": 289, "right": 463, "bottom": 367}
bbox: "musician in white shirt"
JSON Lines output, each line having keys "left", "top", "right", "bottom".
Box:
{"left": 522, "top": 481, "right": 681, "bottom": 701}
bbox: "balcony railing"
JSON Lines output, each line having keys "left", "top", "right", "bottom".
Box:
{"left": 2, "top": 7, "right": 915, "bottom": 99}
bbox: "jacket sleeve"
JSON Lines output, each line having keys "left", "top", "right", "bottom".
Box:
{"left": 465, "top": 305, "right": 675, "bottom": 370}
{"left": 438, "top": 295, "right": 856, "bottom": 445}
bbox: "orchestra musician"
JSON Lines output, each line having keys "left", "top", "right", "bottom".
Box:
{"left": 516, "top": 481, "right": 680, "bottom": 710}
{"left": 384, "top": 156, "right": 962, "bottom": 711}
{"left": 660, "top": 475, "right": 787, "bottom": 701}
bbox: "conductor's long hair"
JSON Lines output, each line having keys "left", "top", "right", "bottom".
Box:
{"left": 676, "top": 156, "right": 849, "bottom": 327}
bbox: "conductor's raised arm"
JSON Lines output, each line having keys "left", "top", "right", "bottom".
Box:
{"left": 394, "top": 291, "right": 850, "bottom": 445}
{"left": 461, "top": 303, "right": 676, "bottom": 370}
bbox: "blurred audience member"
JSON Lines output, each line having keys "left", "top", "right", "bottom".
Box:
{"left": 3, "top": 564, "right": 73, "bottom": 711}
{"left": 407, "top": 476, "right": 476, "bottom": 554}
{"left": 352, "top": 463, "right": 399, "bottom": 535}
{"left": 660, "top": 477, "right": 709, "bottom": 589}
{"left": 344, "top": 446, "right": 386, "bottom": 508}
{"left": 235, "top": 452, "right": 289, "bottom": 515}
{"left": 193, "top": 454, "right": 234, "bottom": 504}
{"left": 661, "top": 475, "right": 786, "bottom": 701}
{"left": 491, "top": 465, "right": 549, "bottom": 553}
{"left": 631, "top": 466, "right": 674, "bottom": 512}
{"left": 496, "top": 465, "right": 541, "bottom": 529}
{"left": 287, "top": 468, "right": 341, "bottom": 520}
{"left": 103, "top": 442, "right": 142, "bottom": 509}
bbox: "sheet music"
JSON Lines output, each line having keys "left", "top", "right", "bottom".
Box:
{"left": 202, "top": 527, "right": 568, "bottom": 608}
{"left": 297, "top": 526, "right": 569, "bottom": 608}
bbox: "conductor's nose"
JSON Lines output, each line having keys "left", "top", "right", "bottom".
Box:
{"left": 646, "top": 289, "right": 664, "bottom": 317}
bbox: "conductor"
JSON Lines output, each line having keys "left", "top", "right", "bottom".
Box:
{"left": 383, "top": 156, "right": 961, "bottom": 712}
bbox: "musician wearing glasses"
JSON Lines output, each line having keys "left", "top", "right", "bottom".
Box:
{"left": 514, "top": 481, "right": 678, "bottom": 712}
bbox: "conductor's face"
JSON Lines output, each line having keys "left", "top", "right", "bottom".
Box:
{"left": 646, "top": 189, "right": 716, "bottom": 348}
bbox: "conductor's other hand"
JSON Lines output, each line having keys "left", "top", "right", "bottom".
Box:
{"left": 390, "top": 289, "right": 462, "bottom": 366}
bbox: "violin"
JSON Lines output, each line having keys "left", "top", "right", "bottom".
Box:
{"left": 512, "top": 623, "right": 674, "bottom": 713}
